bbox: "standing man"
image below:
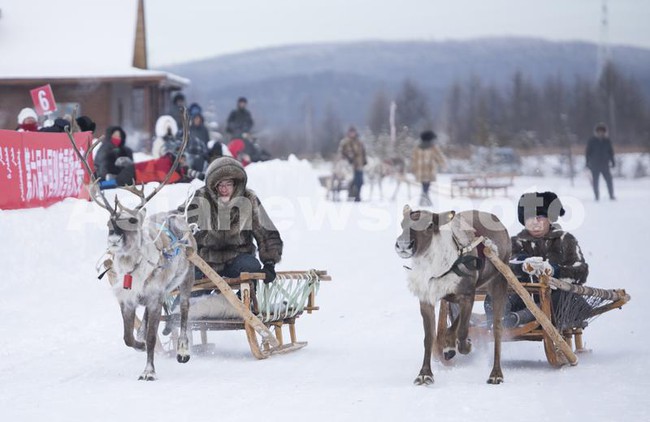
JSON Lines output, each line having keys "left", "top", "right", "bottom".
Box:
{"left": 338, "top": 126, "right": 367, "bottom": 202}
{"left": 226, "top": 97, "right": 254, "bottom": 139}
{"left": 585, "top": 122, "right": 616, "bottom": 201}
{"left": 169, "top": 92, "right": 186, "bottom": 129}
{"left": 412, "top": 130, "right": 446, "bottom": 206}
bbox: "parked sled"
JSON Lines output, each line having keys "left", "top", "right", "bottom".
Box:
{"left": 437, "top": 246, "right": 630, "bottom": 367}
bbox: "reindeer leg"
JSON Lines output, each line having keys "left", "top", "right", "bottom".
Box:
{"left": 414, "top": 301, "right": 436, "bottom": 386}
{"left": 455, "top": 294, "right": 475, "bottom": 355}
{"left": 120, "top": 303, "right": 145, "bottom": 351}
{"left": 442, "top": 303, "right": 460, "bottom": 360}
{"left": 139, "top": 299, "right": 163, "bottom": 381}
{"left": 176, "top": 269, "right": 193, "bottom": 364}
{"left": 486, "top": 278, "right": 507, "bottom": 384}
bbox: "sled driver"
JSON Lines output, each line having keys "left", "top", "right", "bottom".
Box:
{"left": 183, "top": 156, "right": 282, "bottom": 282}
{"left": 486, "top": 191, "right": 589, "bottom": 327}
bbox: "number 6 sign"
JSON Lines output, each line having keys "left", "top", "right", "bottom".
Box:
{"left": 30, "top": 84, "right": 58, "bottom": 115}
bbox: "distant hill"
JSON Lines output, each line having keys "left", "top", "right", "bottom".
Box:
{"left": 163, "top": 37, "right": 650, "bottom": 130}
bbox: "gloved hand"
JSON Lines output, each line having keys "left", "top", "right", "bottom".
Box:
{"left": 522, "top": 257, "right": 554, "bottom": 277}
{"left": 262, "top": 261, "right": 276, "bottom": 283}
{"left": 510, "top": 253, "right": 529, "bottom": 263}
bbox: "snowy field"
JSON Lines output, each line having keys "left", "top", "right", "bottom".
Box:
{"left": 1, "top": 157, "right": 649, "bottom": 422}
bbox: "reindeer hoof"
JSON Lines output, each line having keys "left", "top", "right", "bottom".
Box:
{"left": 133, "top": 341, "right": 146, "bottom": 351}
{"left": 458, "top": 339, "right": 472, "bottom": 355}
{"left": 138, "top": 371, "right": 157, "bottom": 381}
{"left": 443, "top": 347, "right": 456, "bottom": 361}
{"left": 413, "top": 374, "right": 434, "bottom": 386}
{"left": 487, "top": 371, "right": 504, "bottom": 385}
{"left": 177, "top": 353, "right": 190, "bottom": 364}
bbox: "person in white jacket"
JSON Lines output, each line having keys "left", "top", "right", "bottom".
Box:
{"left": 151, "top": 115, "right": 179, "bottom": 158}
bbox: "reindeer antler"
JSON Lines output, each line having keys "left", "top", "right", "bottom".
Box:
{"left": 65, "top": 127, "right": 115, "bottom": 215}
{"left": 67, "top": 109, "right": 190, "bottom": 215}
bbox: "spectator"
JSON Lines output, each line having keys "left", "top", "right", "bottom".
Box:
{"left": 152, "top": 115, "right": 179, "bottom": 158}
{"left": 585, "top": 122, "right": 616, "bottom": 201}
{"left": 94, "top": 126, "right": 135, "bottom": 188}
{"left": 225, "top": 97, "right": 254, "bottom": 138}
{"left": 169, "top": 92, "right": 186, "bottom": 128}
{"left": 16, "top": 108, "right": 40, "bottom": 132}
{"left": 338, "top": 126, "right": 367, "bottom": 202}
{"left": 412, "top": 130, "right": 446, "bottom": 206}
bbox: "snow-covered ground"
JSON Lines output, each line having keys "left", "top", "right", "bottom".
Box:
{"left": 1, "top": 157, "right": 649, "bottom": 421}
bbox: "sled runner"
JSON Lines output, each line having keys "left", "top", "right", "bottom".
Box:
{"left": 437, "top": 244, "right": 631, "bottom": 367}
{"left": 161, "top": 252, "right": 330, "bottom": 359}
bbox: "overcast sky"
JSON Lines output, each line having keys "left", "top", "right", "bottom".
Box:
{"left": 146, "top": 0, "right": 650, "bottom": 66}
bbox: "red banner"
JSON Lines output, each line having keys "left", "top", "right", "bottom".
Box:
{"left": 0, "top": 130, "right": 92, "bottom": 210}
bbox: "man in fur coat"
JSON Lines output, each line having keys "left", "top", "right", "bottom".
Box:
{"left": 411, "top": 130, "right": 446, "bottom": 206}
{"left": 498, "top": 191, "right": 589, "bottom": 327}
{"left": 184, "top": 156, "right": 282, "bottom": 282}
{"left": 338, "top": 126, "right": 367, "bottom": 202}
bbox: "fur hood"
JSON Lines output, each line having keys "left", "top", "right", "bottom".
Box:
{"left": 105, "top": 126, "right": 127, "bottom": 147}
{"left": 155, "top": 115, "right": 178, "bottom": 138}
{"left": 204, "top": 156, "right": 248, "bottom": 202}
{"left": 17, "top": 107, "right": 38, "bottom": 124}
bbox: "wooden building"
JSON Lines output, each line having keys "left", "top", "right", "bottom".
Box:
{"left": 0, "top": 0, "right": 188, "bottom": 147}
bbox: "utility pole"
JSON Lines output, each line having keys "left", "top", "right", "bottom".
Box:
{"left": 597, "top": 0, "right": 617, "bottom": 138}
{"left": 596, "top": 0, "right": 610, "bottom": 82}
{"left": 389, "top": 101, "right": 397, "bottom": 146}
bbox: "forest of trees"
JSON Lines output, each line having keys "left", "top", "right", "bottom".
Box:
{"left": 440, "top": 62, "right": 649, "bottom": 150}
{"left": 263, "top": 62, "right": 649, "bottom": 158}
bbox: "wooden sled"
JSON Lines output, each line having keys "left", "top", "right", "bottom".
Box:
{"left": 437, "top": 247, "right": 631, "bottom": 368}
{"left": 161, "top": 252, "right": 331, "bottom": 359}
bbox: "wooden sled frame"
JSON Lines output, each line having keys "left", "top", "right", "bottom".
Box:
{"left": 437, "top": 248, "right": 630, "bottom": 367}
{"left": 162, "top": 252, "right": 331, "bottom": 359}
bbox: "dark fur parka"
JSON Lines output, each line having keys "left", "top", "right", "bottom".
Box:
{"left": 512, "top": 225, "right": 588, "bottom": 284}
{"left": 184, "top": 157, "right": 282, "bottom": 273}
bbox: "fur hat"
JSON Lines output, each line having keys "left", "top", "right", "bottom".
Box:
{"left": 204, "top": 156, "right": 248, "bottom": 201}
{"left": 76, "top": 116, "right": 96, "bottom": 133}
{"left": 594, "top": 122, "right": 608, "bottom": 133}
{"left": 237, "top": 97, "right": 248, "bottom": 104}
{"left": 17, "top": 107, "right": 38, "bottom": 124}
{"left": 420, "top": 130, "right": 437, "bottom": 142}
{"left": 172, "top": 92, "right": 185, "bottom": 104}
{"left": 517, "top": 191, "right": 566, "bottom": 225}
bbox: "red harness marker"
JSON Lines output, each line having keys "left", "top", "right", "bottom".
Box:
{"left": 123, "top": 274, "right": 133, "bottom": 289}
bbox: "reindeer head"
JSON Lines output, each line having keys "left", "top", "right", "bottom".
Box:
{"left": 105, "top": 197, "right": 148, "bottom": 254}
{"left": 395, "top": 205, "right": 455, "bottom": 258}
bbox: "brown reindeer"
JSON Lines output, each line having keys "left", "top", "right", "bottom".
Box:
{"left": 67, "top": 117, "right": 195, "bottom": 380}
{"left": 395, "top": 206, "right": 510, "bottom": 384}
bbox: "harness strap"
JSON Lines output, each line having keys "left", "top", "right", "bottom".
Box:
{"left": 440, "top": 235, "right": 487, "bottom": 278}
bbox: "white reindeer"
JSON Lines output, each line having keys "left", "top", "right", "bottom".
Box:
{"left": 67, "top": 119, "right": 195, "bottom": 381}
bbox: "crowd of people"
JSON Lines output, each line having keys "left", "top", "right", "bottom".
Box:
{"left": 12, "top": 94, "right": 275, "bottom": 190}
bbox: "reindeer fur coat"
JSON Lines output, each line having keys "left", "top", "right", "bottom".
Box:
{"left": 185, "top": 157, "right": 282, "bottom": 273}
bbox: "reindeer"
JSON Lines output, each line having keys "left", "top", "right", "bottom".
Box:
{"left": 67, "top": 118, "right": 196, "bottom": 381}
{"left": 395, "top": 206, "right": 510, "bottom": 385}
